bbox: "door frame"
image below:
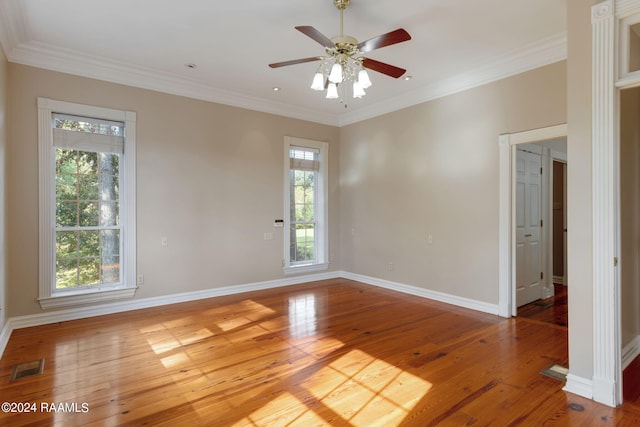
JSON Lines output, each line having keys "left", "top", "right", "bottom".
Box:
{"left": 498, "top": 124, "right": 568, "bottom": 318}
{"left": 550, "top": 155, "right": 568, "bottom": 288}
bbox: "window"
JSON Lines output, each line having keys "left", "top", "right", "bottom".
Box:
{"left": 284, "top": 137, "right": 328, "bottom": 274}
{"left": 38, "top": 98, "right": 136, "bottom": 308}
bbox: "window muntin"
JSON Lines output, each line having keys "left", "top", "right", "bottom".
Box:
{"left": 284, "top": 138, "right": 328, "bottom": 274}
{"left": 289, "top": 147, "right": 318, "bottom": 265}
{"left": 38, "top": 98, "right": 136, "bottom": 308}
{"left": 54, "top": 146, "right": 121, "bottom": 290}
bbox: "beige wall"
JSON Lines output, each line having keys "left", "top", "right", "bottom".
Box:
{"left": 567, "top": 0, "right": 597, "bottom": 381}
{"left": 0, "top": 44, "right": 6, "bottom": 329}
{"left": 339, "top": 61, "right": 566, "bottom": 304}
{"left": 620, "top": 87, "right": 640, "bottom": 348}
{"left": 6, "top": 64, "right": 340, "bottom": 317}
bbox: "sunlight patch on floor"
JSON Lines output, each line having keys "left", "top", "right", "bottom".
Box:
{"left": 235, "top": 349, "right": 431, "bottom": 426}
{"left": 141, "top": 299, "right": 276, "bottom": 356}
{"left": 231, "top": 392, "right": 327, "bottom": 426}
{"left": 306, "top": 349, "right": 432, "bottom": 425}
{"left": 214, "top": 300, "right": 277, "bottom": 331}
{"left": 161, "top": 351, "right": 191, "bottom": 369}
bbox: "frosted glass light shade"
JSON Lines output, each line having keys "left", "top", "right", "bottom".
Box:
{"left": 311, "top": 72, "right": 324, "bottom": 90}
{"left": 353, "top": 81, "right": 365, "bottom": 98}
{"left": 329, "top": 63, "right": 343, "bottom": 83}
{"left": 358, "top": 69, "right": 372, "bottom": 88}
{"left": 326, "top": 83, "right": 339, "bottom": 99}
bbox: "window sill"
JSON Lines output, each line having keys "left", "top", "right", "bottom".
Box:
{"left": 284, "top": 263, "right": 329, "bottom": 276}
{"left": 38, "top": 287, "right": 137, "bottom": 310}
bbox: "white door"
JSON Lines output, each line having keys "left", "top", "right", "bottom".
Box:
{"left": 516, "top": 149, "right": 543, "bottom": 307}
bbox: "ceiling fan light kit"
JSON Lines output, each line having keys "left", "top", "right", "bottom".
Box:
{"left": 269, "top": 0, "right": 411, "bottom": 104}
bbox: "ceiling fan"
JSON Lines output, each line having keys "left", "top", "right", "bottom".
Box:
{"left": 268, "top": 0, "right": 411, "bottom": 100}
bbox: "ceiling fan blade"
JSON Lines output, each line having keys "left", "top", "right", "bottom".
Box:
{"left": 269, "top": 56, "right": 323, "bottom": 68}
{"left": 295, "top": 26, "right": 336, "bottom": 48}
{"left": 357, "top": 28, "right": 411, "bottom": 53}
{"left": 362, "top": 58, "right": 407, "bottom": 79}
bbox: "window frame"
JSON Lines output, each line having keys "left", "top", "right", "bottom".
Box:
{"left": 283, "top": 136, "right": 329, "bottom": 275}
{"left": 38, "top": 98, "right": 137, "bottom": 309}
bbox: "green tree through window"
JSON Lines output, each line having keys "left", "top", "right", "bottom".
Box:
{"left": 54, "top": 116, "right": 122, "bottom": 289}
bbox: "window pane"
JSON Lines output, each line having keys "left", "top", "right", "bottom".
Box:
{"left": 54, "top": 114, "right": 124, "bottom": 136}
{"left": 78, "top": 230, "right": 100, "bottom": 257}
{"left": 290, "top": 224, "right": 315, "bottom": 263}
{"left": 56, "top": 258, "right": 78, "bottom": 289}
{"left": 78, "top": 258, "right": 100, "bottom": 287}
{"left": 56, "top": 149, "right": 77, "bottom": 174}
{"left": 100, "top": 202, "right": 119, "bottom": 226}
{"left": 79, "top": 201, "right": 99, "bottom": 226}
{"left": 56, "top": 173, "right": 77, "bottom": 200}
{"left": 101, "top": 256, "right": 120, "bottom": 284}
{"left": 78, "top": 174, "right": 98, "bottom": 200}
{"left": 56, "top": 201, "right": 78, "bottom": 227}
{"left": 77, "top": 151, "right": 98, "bottom": 175}
{"left": 56, "top": 231, "right": 78, "bottom": 259}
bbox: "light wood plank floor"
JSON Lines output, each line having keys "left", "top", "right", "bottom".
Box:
{"left": 1, "top": 278, "right": 639, "bottom": 426}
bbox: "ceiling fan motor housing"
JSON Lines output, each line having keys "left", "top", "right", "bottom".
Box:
{"left": 334, "top": 0, "right": 350, "bottom": 10}
{"left": 329, "top": 35, "right": 359, "bottom": 57}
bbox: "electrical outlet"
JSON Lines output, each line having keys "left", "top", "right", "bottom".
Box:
{"left": 388, "top": 261, "right": 394, "bottom": 271}
{"left": 427, "top": 234, "right": 433, "bottom": 244}
{"left": 161, "top": 237, "right": 168, "bottom": 247}
{"left": 137, "top": 274, "right": 144, "bottom": 285}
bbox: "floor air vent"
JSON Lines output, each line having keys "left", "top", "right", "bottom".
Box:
{"left": 10, "top": 358, "right": 45, "bottom": 381}
{"left": 540, "top": 363, "right": 568, "bottom": 382}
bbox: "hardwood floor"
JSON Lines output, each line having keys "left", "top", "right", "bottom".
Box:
{"left": 1, "top": 278, "right": 640, "bottom": 426}
{"left": 517, "top": 283, "right": 568, "bottom": 327}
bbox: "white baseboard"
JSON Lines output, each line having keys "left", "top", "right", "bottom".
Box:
{"left": 0, "top": 271, "right": 504, "bottom": 358}
{"left": 340, "top": 272, "right": 500, "bottom": 315}
{"left": 0, "top": 271, "right": 340, "bottom": 358}
{"left": 553, "top": 275, "right": 564, "bottom": 285}
{"left": 563, "top": 373, "right": 593, "bottom": 399}
{"left": 622, "top": 335, "right": 640, "bottom": 370}
{"left": 0, "top": 319, "right": 12, "bottom": 362}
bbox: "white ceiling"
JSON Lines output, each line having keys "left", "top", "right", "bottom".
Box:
{"left": 0, "top": 0, "right": 566, "bottom": 126}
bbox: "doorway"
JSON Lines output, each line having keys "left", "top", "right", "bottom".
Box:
{"left": 515, "top": 142, "right": 568, "bottom": 326}
{"left": 620, "top": 86, "right": 640, "bottom": 405}
{"left": 498, "top": 124, "right": 568, "bottom": 318}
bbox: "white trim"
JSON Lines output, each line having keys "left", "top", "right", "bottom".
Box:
{"left": 622, "top": 335, "right": 640, "bottom": 369}
{"left": 284, "top": 263, "right": 329, "bottom": 276}
{"left": 0, "top": 271, "right": 342, "bottom": 357}
{"left": 37, "top": 98, "right": 137, "bottom": 309}
{"left": 591, "top": 0, "right": 622, "bottom": 407}
{"left": 38, "top": 288, "right": 137, "bottom": 309}
{"left": 338, "top": 33, "right": 567, "bottom": 126}
{"left": 0, "top": 319, "right": 12, "bottom": 361}
{"left": 564, "top": 374, "right": 594, "bottom": 400}
{"left": 341, "top": 272, "right": 500, "bottom": 315}
{"left": 0, "top": 270, "right": 505, "bottom": 358}
{"left": 283, "top": 137, "right": 329, "bottom": 271}
{"left": 498, "top": 124, "right": 568, "bottom": 318}
{"left": 0, "top": 19, "right": 565, "bottom": 128}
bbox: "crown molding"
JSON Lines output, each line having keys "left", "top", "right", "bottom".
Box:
{"left": 338, "top": 32, "right": 567, "bottom": 126}
{"left": 0, "top": 0, "right": 566, "bottom": 128}
{"left": 6, "top": 40, "right": 341, "bottom": 126}
{"left": 0, "top": 0, "right": 27, "bottom": 52}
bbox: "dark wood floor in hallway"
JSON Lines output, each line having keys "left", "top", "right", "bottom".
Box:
{"left": 1, "top": 278, "right": 639, "bottom": 426}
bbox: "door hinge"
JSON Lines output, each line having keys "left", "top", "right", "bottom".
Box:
{"left": 541, "top": 272, "right": 544, "bottom": 280}
{"left": 540, "top": 219, "right": 543, "bottom": 227}
{"left": 540, "top": 167, "right": 543, "bottom": 175}
{"left": 614, "top": 257, "right": 618, "bottom": 267}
